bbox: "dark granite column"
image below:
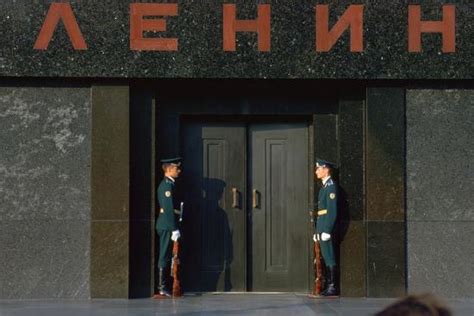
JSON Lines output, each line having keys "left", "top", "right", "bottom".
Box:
{"left": 91, "top": 85, "right": 130, "bottom": 298}
{"left": 129, "top": 86, "right": 156, "bottom": 298}
{"left": 338, "top": 96, "right": 366, "bottom": 297}
{"left": 366, "top": 88, "right": 406, "bottom": 297}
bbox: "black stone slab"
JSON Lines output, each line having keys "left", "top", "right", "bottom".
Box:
{"left": 91, "top": 85, "right": 129, "bottom": 221}
{"left": 367, "top": 221, "right": 406, "bottom": 298}
{"left": 91, "top": 221, "right": 129, "bottom": 298}
{"left": 0, "top": 219, "right": 90, "bottom": 299}
{"left": 129, "top": 220, "right": 154, "bottom": 298}
{"left": 0, "top": 1, "right": 472, "bottom": 79}
{"left": 366, "top": 88, "right": 405, "bottom": 222}
{"left": 339, "top": 220, "right": 366, "bottom": 297}
{"left": 407, "top": 89, "right": 474, "bottom": 222}
{"left": 130, "top": 86, "right": 155, "bottom": 222}
{"left": 408, "top": 221, "right": 474, "bottom": 298}
{"left": 91, "top": 85, "right": 130, "bottom": 298}
{"left": 314, "top": 114, "right": 337, "bottom": 166}
{"left": 338, "top": 97, "right": 364, "bottom": 221}
{"left": 336, "top": 96, "right": 366, "bottom": 297}
{"left": 129, "top": 86, "right": 155, "bottom": 298}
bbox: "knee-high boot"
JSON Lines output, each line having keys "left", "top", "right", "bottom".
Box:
{"left": 158, "top": 268, "right": 171, "bottom": 296}
{"left": 322, "top": 266, "right": 338, "bottom": 296}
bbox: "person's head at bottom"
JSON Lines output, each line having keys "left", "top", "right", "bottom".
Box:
{"left": 375, "top": 293, "right": 451, "bottom": 316}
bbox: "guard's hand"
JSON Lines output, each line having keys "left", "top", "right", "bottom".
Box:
{"left": 313, "top": 234, "right": 320, "bottom": 242}
{"left": 171, "top": 230, "right": 180, "bottom": 241}
{"left": 321, "top": 232, "right": 331, "bottom": 241}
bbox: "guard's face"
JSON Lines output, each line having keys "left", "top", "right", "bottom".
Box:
{"left": 168, "top": 165, "right": 181, "bottom": 178}
{"left": 315, "top": 166, "right": 328, "bottom": 179}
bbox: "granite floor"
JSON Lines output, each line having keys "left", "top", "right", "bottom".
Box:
{"left": 0, "top": 294, "right": 473, "bottom": 316}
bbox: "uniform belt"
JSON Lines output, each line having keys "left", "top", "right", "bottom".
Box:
{"left": 317, "top": 209, "right": 328, "bottom": 216}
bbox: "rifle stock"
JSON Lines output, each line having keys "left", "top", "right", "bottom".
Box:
{"left": 172, "top": 240, "right": 181, "bottom": 297}
{"left": 313, "top": 240, "right": 323, "bottom": 295}
{"left": 172, "top": 202, "right": 184, "bottom": 297}
{"left": 310, "top": 209, "right": 323, "bottom": 295}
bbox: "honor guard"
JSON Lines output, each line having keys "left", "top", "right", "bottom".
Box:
{"left": 313, "top": 158, "right": 339, "bottom": 296}
{"left": 156, "top": 157, "right": 182, "bottom": 297}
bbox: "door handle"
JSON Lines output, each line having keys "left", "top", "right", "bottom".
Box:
{"left": 232, "top": 188, "right": 239, "bottom": 209}
{"left": 252, "top": 189, "right": 260, "bottom": 209}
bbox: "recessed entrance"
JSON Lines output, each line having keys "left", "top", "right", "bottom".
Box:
{"left": 128, "top": 80, "right": 366, "bottom": 297}
{"left": 180, "top": 121, "right": 309, "bottom": 292}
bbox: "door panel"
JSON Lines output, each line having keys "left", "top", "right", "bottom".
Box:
{"left": 249, "top": 124, "right": 309, "bottom": 292}
{"left": 182, "top": 121, "right": 309, "bottom": 292}
{"left": 181, "top": 123, "right": 246, "bottom": 292}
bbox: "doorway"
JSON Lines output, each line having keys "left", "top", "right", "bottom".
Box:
{"left": 128, "top": 80, "right": 366, "bottom": 298}
{"left": 180, "top": 121, "right": 309, "bottom": 292}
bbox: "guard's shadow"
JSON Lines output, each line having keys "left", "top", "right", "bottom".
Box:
{"left": 333, "top": 169, "right": 350, "bottom": 289}
{"left": 201, "top": 178, "right": 233, "bottom": 291}
{"left": 181, "top": 177, "right": 233, "bottom": 292}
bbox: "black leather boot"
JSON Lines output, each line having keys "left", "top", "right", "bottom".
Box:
{"left": 322, "top": 266, "right": 338, "bottom": 297}
{"left": 158, "top": 268, "right": 171, "bottom": 297}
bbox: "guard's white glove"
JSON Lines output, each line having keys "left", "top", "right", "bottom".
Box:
{"left": 321, "top": 232, "right": 331, "bottom": 241}
{"left": 171, "top": 230, "right": 180, "bottom": 241}
{"left": 313, "top": 234, "right": 320, "bottom": 242}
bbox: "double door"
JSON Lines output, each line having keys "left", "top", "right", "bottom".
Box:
{"left": 181, "top": 122, "right": 309, "bottom": 292}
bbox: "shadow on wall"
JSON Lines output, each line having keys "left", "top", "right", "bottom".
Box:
{"left": 180, "top": 177, "right": 234, "bottom": 292}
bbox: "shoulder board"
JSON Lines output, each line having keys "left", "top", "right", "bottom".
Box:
{"left": 327, "top": 179, "right": 334, "bottom": 186}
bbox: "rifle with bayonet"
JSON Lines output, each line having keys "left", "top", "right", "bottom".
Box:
{"left": 310, "top": 209, "right": 323, "bottom": 296}
{"left": 171, "top": 202, "right": 184, "bottom": 297}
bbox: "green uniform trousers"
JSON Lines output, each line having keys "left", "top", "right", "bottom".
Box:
{"left": 157, "top": 230, "right": 172, "bottom": 269}
{"left": 320, "top": 238, "right": 336, "bottom": 267}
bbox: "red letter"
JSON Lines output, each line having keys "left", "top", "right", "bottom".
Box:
{"left": 130, "top": 4, "right": 178, "bottom": 51}
{"left": 223, "top": 4, "right": 271, "bottom": 52}
{"left": 408, "top": 5, "right": 456, "bottom": 53}
{"left": 316, "top": 5, "right": 364, "bottom": 52}
{"left": 34, "top": 3, "right": 87, "bottom": 50}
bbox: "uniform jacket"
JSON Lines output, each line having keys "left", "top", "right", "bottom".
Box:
{"left": 156, "top": 177, "right": 178, "bottom": 231}
{"left": 315, "top": 178, "right": 338, "bottom": 234}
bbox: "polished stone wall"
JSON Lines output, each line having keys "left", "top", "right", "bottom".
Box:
{"left": 406, "top": 89, "right": 474, "bottom": 298}
{"left": 0, "top": 86, "right": 91, "bottom": 298}
{"left": 2, "top": 83, "right": 473, "bottom": 299}
{"left": 366, "top": 88, "right": 406, "bottom": 297}
{"left": 0, "top": 1, "right": 472, "bottom": 79}
{"left": 90, "top": 85, "right": 130, "bottom": 298}
{"left": 338, "top": 96, "right": 366, "bottom": 297}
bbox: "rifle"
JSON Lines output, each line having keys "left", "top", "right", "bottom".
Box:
{"left": 171, "top": 202, "right": 184, "bottom": 297}
{"left": 310, "top": 210, "right": 323, "bottom": 296}
{"left": 313, "top": 239, "right": 323, "bottom": 295}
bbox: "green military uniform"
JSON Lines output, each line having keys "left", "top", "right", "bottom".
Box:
{"left": 315, "top": 177, "right": 337, "bottom": 267}
{"left": 155, "top": 157, "right": 182, "bottom": 297}
{"left": 314, "top": 158, "right": 338, "bottom": 296}
{"left": 156, "top": 176, "right": 178, "bottom": 269}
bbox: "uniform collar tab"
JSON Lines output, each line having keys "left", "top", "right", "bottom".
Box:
{"left": 322, "top": 176, "right": 331, "bottom": 186}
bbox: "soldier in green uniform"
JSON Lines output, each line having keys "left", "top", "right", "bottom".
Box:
{"left": 156, "top": 157, "right": 182, "bottom": 297}
{"left": 313, "top": 158, "right": 338, "bottom": 296}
